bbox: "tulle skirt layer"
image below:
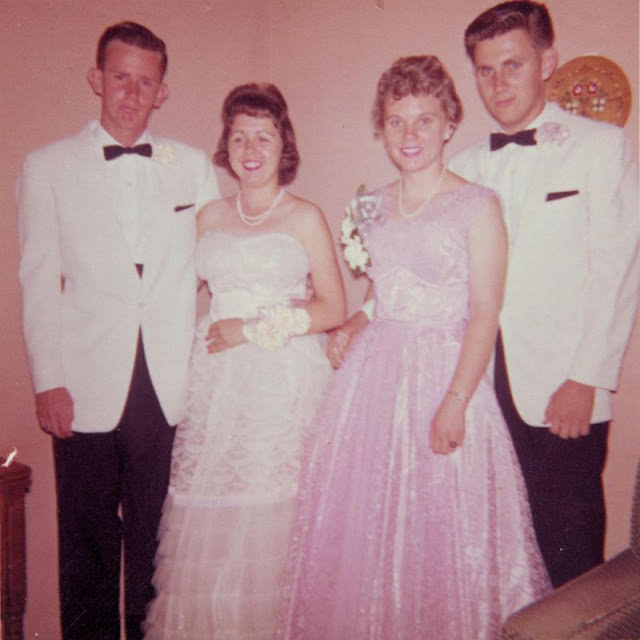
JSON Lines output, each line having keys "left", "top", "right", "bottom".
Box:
{"left": 146, "top": 495, "right": 295, "bottom": 639}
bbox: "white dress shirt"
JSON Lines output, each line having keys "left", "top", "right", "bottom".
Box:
{"left": 96, "top": 125, "right": 157, "bottom": 264}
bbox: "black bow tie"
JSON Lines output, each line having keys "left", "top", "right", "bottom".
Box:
{"left": 489, "top": 129, "right": 537, "bottom": 151}
{"left": 103, "top": 143, "right": 153, "bottom": 161}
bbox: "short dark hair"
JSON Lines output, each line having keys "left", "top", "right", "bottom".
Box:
{"left": 214, "top": 83, "right": 300, "bottom": 186}
{"left": 464, "top": 1, "right": 554, "bottom": 61}
{"left": 372, "top": 55, "right": 463, "bottom": 136}
{"left": 96, "top": 21, "right": 168, "bottom": 78}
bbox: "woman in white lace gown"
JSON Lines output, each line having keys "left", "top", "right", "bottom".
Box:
{"left": 144, "top": 83, "right": 346, "bottom": 639}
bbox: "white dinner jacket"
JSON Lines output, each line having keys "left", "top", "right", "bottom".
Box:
{"left": 18, "top": 121, "right": 220, "bottom": 432}
{"left": 450, "top": 102, "right": 639, "bottom": 426}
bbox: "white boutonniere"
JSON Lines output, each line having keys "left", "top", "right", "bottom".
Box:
{"left": 340, "top": 186, "right": 383, "bottom": 273}
{"left": 536, "top": 122, "right": 570, "bottom": 147}
{"left": 153, "top": 143, "right": 176, "bottom": 165}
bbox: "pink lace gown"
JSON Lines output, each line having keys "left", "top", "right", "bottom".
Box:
{"left": 144, "top": 232, "right": 332, "bottom": 639}
{"left": 278, "top": 183, "right": 551, "bottom": 640}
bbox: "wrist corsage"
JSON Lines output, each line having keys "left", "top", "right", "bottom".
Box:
{"left": 340, "top": 186, "right": 383, "bottom": 273}
{"left": 242, "top": 305, "right": 311, "bottom": 350}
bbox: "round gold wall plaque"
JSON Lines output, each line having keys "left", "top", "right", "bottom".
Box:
{"left": 546, "top": 55, "right": 632, "bottom": 126}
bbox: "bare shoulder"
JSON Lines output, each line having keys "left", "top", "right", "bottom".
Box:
{"left": 197, "top": 197, "right": 234, "bottom": 236}
{"left": 471, "top": 192, "right": 504, "bottom": 228}
{"left": 469, "top": 192, "right": 507, "bottom": 248}
{"left": 287, "top": 193, "right": 324, "bottom": 218}
{"left": 444, "top": 169, "right": 469, "bottom": 190}
{"left": 481, "top": 192, "right": 502, "bottom": 217}
{"left": 278, "top": 193, "right": 332, "bottom": 254}
{"left": 284, "top": 193, "right": 327, "bottom": 232}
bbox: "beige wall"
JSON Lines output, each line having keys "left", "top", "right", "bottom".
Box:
{"left": 1, "top": 1, "right": 637, "bottom": 637}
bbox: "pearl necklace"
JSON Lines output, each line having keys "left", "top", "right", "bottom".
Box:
{"left": 236, "top": 188, "right": 285, "bottom": 226}
{"left": 398, "top": 166, "right": 446, "bottom": 219}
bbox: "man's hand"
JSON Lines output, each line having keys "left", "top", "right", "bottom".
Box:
{"left": 35, "top": 387, "right": 74, "bottom": 438}
{"left": 543, "top": 379, "right": 595, "bottom": 439}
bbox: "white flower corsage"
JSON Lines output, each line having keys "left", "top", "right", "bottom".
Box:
{"left": 242, "top": 305, "right": 311, "bottom": 350}
{"left": 153, "top": 143, "right": 176, "bottom": 165}
{"left": 536, "top": 122, "right": 570, "bottom": 147}
{"left": 340, "top": 186, "right": 383, "bottom": 273}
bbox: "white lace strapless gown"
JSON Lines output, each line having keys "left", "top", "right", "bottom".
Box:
{"left": 144, "top": 232, "right": 332, "bottom": 639}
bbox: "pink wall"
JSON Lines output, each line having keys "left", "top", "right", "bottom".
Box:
{"left": 1, "top": 1, "right": 637, "bottom": 637}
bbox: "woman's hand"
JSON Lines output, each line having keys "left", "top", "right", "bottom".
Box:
{"left": 327, "top": 310, "right": 369, "bottom": 368}
{"left": 206, "top": 318, "right": 246, "bottom": 354}
{"left": 327, "top": 328, "right": 351, "bottom": 368}
{"left": 429, "top": 395, "right": 467, "bottom": 455}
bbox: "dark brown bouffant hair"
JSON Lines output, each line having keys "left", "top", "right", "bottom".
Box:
{"left": 464, "top": 1, "right": 555, "bottom": 61}
{"left": 214, "top": 83, "right": 300, "bottom": 186}
{"left": 372, "top": 55, "right": 463, "bottom": 137}
{"left": 96, "top": 21, "right": 168, "bottom": 78}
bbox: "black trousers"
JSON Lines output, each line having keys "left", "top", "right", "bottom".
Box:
{"left": 494, "top": 332, "right": 609, "bottom": 588}
{"left": 53, "top": 333, "right": 175, "bottom": 640}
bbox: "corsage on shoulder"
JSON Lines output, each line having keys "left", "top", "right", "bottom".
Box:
{"left": 340, "top": 186, "right": 383, "bottom": 273}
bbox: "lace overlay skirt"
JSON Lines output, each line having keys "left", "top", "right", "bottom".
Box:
{"left": 144, "top": 318, "right": 331, "bottom": 639}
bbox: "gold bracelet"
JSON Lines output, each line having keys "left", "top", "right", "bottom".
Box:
{"left": 447, "top": 389, "right": 470, "bottom": 403}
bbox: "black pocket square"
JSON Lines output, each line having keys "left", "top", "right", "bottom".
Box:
{"left": 174, "top": 203, "right": 195, "bottom": 212}
{"left": 545, "top": 190, "right": 579, "bottom": 202}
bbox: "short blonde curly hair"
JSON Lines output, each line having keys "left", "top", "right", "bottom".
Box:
{"left": 372, "top": 55, "right": 463, "bottom": 137}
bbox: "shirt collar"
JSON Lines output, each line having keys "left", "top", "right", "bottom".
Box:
{"left": 527, "top": 101, "right": 564, "bottom": 130}
{"left": 90, "top": 120, "right": 152, "bottom": 148}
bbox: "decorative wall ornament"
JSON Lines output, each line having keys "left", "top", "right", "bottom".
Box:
{"left": 546, "top": 55, "right": 632, "bottom": 126}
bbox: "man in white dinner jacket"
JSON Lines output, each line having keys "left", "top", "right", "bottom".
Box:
{"left": 18, "top": 21, "right": 219, "bottom": 639}
{"left": 450, "top": 1, "right": 639, "bottom": 588}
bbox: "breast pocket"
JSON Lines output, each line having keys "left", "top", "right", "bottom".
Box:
{"left": 532, "top": 189, "right": 587, "bottom": 255}
{"left": 545, "top": 190, "right": 579, "bottom": 202}
{"left": 171, "top": 209, "right": 197, "bottom": 253}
